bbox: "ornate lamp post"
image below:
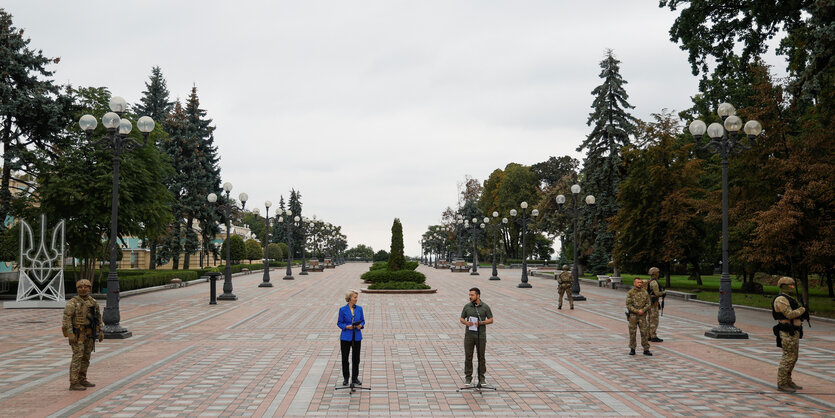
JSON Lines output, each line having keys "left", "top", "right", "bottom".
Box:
{"left": 259, "top": 201, "right": 272, "bottom": 287}
{"left": 469, "top": 217, "right": 487, "bottom": 275}
{"left": 207, "top": 183, "right": 248, "bottom": 300}
{"left": 689, "top": 102, "right": 761, "bottom": 339}
{"left": 489, "top": 212, "right": 501, "bottom": 280}
{"left": 79, "top": 97, "right": 155, "bottom": 339}
{"left": 511, "top": 202, "right": 539, "bottom": 288}
{"left": 278, "top": 210, "right": 295, "bottom": 280}
{"left": 455, "top": 215, "right": 464, "bottom": 260}
{"left": 556, "top": 184, "right": 594, "bottom": 301}
{"left": 299, "top": 218, "right": 313, "bottom": 275}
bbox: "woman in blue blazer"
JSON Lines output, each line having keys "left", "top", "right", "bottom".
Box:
{"left": 337, "top": 289, "right": 365, "bottom": 386}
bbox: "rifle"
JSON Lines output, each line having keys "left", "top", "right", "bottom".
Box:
{"left": 660, "top": 294, "right": 665, "bottom": 317}
{"left": 795, "top": 281, "right": 811, "bottom": 327}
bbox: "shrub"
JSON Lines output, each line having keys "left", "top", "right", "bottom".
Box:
{"left": 373, "top": 250, "right": 389, "bottom": 262}
{"left": 369, "top": 262, "right": 388, "bottom": 271}
{"left": 361, "top": 269, "right": 426, "bottom": 284}
{"left": 368, "top": 281, "right": 430, "bottom": 290}
{"left": 404, "top": 261, "right": 418, "bottom": 271}
{"left": 388, "top": 218, "right": 405, "bottom": 270}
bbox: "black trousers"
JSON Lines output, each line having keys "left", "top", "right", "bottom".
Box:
{"left": 340, "top": 340, "right": 361, "bottom": 380}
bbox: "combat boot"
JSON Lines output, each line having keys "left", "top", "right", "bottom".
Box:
{"left": 69, "top": 384, "right": 87, "bottom": 391}
{"left": 777, "top": 384, "right": 796, "bottom": 393}
{"left": 81, "top": 380, "right": 96, "bottom": 387}
{"left": 788, "top": 381, "right": 803, "bottom": 390}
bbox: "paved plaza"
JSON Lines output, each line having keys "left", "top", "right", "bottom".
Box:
{"left": 1, "top": 263, "right": 834, "bottom": 417}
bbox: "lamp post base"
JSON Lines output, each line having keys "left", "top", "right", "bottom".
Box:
{"left": 489, "top": 276, "right": 500, "bottom": 280}
{"left": 517, "top": 282, "right": 532, "bottom": 288}
{"left": 258, "top": 282, "right": 273, "bottom": 287}
{"left": 571, "top": 294, "right": 586, "bottom": 301}
{"left": 470, "top": 271, "right": 479, "bottom": 276}
{"left": 704, "top": 325, "right": 749, "bottom": 339}
{"left": 217, "top": 293, "right": 237, "bottom": 300}
{"left": 102, "top": 325, "right": 132, "bottom": 339}
{"left": 283, "top": 275, "right": 295, "bottom": 280}
{"left": 300, "top": 271, "right": 309, "bottom": 275}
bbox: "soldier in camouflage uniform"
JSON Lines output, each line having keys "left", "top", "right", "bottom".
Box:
{"left": 557, "top": 264, "right": 574, "bottom": 310}
{"left": 646, "top": 267, "right": 666, "bottom": 342}
{"left": 772, "top": 276, "right": 806, "bottom": 393}
{"left": 626, "top": 278, "right": 652, "bottom": 356}
{"left": 62, "top": 279, "right": 104, "bottom": 391}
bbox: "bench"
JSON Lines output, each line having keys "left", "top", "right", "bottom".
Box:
{"left": 307, "top": 260, "right": 324, "bottom": 272}
{"left": 169, "top": 278, "right": 183, "bottom": 288}
{"left": 531, "top": 267, "right": 557, "bottom": 278}
{"left": 450, "top": 261, "right": 470, "bottom": 273}
{"left": 323, "top": 259, "right": 335, "bottom": 269}
{"left": 597, "top": 275, "right": 610, "bottom": 287}
{"left": 436, "top": 261, "right": 450, "bottom": 269}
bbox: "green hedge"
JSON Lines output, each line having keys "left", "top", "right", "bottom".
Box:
{"left": 368, "top": 281, "right": 430, "bottom": 290}
{"left": 369, "top": 261, "right": 418, "bottom": 271}
{"left": 361, "top": 269, "right": 426, "bottom": 284}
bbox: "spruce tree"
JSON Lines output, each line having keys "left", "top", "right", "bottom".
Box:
{"left": 388, "top": 218, "right": 405, "bottom": 270}
{"left": 288, "top": 189, "right": 303, "bottom": 257}
{"left": 135, "top": 66, "right": 174, "bottom": 126}
{"left": 577, "top": 49, "right": 637, "bottom": 274}
{"left": 0, "top": 9, "right": 73, "bottom": 227}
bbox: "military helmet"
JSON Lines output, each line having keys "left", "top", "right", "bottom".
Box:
{"left": 648, "top": 267, "right": 660, "bottom": 276}
{"left": 777, "top": 276, "right": 795, "bottom": 287}
{"left": 76, "top": 279, "right": 92, "bottom": 288}
{"left": 562, "top": 264, "right": 569, "bottom": 270}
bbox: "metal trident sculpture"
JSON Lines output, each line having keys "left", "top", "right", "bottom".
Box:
{"left": 16, "top": 215, "right": 66, "bottom": 302}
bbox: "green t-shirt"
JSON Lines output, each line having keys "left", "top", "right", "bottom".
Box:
{"left": 461, "top": 301, "right": 493, "bottom": 337}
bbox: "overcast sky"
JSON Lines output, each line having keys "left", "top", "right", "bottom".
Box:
{"left": 4, "top": 1, "right": 786, "bottom": 257}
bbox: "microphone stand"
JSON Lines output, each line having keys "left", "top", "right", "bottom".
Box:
{"left": 458, "top": 302, "right": 496, "bottom": 393}
{"left": 335, "top": 306, "right": 370, "bottom": 393}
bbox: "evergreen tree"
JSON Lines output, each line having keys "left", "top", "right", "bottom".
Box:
{"left": 288, "top": 189, "right": 303, "bottom": 257}
{"left": 0, "top": 9, "right": 74, "bottom": 227}
{"left": 388, "top": 218, "right": 405, "bottom": 270}
{"left": 272, "top": 196, "right": 287, "bottom": 244}
{"left": 577, "top": 49, "right": 637, "bottom": 274}
{"left": 134, "top": 66, "right": 174, "bottom": 127}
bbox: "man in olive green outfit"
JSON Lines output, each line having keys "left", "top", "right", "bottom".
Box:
{"left": 460, "top": 287, "right": 493, "bottom": 386}
{"left": 62, "top": 279, "right": 104, "bottom": 391}
{"left": 626, "top": 278, "right": 652, "bottom": 356}
{"left": 772, "top": 276, "right": 806, "bottom": 393}
{"left": 557, "top": 264, "right": 574, "bottom": 310}
{"left": 647, "top": 267, "right": 666, "bottom": 342}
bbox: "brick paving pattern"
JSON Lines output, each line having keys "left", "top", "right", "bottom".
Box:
{"left": 1, "top": 263, "right": 833, "bottom": 417}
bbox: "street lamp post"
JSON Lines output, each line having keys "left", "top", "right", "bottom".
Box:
{"left": 489, "top": 212, "right": 501, "bottom": 280}
{"left": 207, "top": 183, "right": 248, "bottom": 300}
{"left": 556, "top": 184, "right": 594, "bottom": 301}
{"left": 689, "top": 102, "right": 761, "bottom": 339}
{"left": 455, "top": 214, "right": 464, "bottom": 260}
{"left": 470, "top": 217, "right": 487, "bottom": 276}
{"left": 279, "top": 210, "right": 294, "bottom": 280}
{"left": 511, "top": 202, "right": 538, "bottom": 288}
{"left": 259, "top": 201, "right": 272, "bottom": 287}
{"left": 79, "top": 97, "right": 155, "bottom": 339}
{"left": 300, "top": 219, "right": 312, "bottom": 275}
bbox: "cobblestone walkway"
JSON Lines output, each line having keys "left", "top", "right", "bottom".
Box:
{"left": 1, "top": 263, "right": 833, "bottom": 417}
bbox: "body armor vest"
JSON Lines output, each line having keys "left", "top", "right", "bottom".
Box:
{"left": 772, "top": 293, "right": 799, "bottom": 320}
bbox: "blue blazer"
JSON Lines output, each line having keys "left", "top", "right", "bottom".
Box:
{"left": 337, "top": 304, "right": 365, "bottom": 341}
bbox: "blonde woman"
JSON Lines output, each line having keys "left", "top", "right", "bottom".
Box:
{"left": 337, "top": 289, "right": 365, "bottom": 386}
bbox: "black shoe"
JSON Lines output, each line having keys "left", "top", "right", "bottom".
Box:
{"left": 352, "top": 378, "right": 362, "bottom": 386}
{"left": 558, "top": 306, "right": 562, "bottom": 310}
{"left": 342, "top": 379, "right": 349, "bottom": 386}
{"left": 650, "top": 337, "right": 664, "bottom": 342}
{"left": 629, "top": 348, "right": 635, "bottom": 355}
{"left": 570, "top": 306, "right": 574, "bottom": 310}
{"left": 643, "top": 350, "right": 653, "bottom": 356}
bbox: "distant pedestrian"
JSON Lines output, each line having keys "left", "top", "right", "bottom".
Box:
{"left": 557, "top": 264, "right": 574, "bottom": 309}
{"left": 62, "top": 279, "right": 103, "bottom": 391}
{"left": 772, "top": 277, "right": 806, "bottom": 393}
{"left": 626, "top": 278, "right": 652, "bottom": 356}
{"left": 647, "top": 267, "right": 666, "bottom": 342}
{"left": 337, "top": 289, "right": 365, "bottom": 386}
{"left": 460, "top": 287, "right": 493, "bottom": 386}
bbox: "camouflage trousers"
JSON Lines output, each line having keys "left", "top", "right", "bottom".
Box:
{"left": 557, "top": 285, "right": 573, "bottom": 308}
{"left": 69, "top": 338, "right": 94, "bottom": 385}
{"left": 628, "top": 313, "right": 650, "bottom": 350}
{"left": 648, "top": 303, "right": 660, "bottom": 338}
{"left": 777, "top": 330, "right": 799, "bottom": 386}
